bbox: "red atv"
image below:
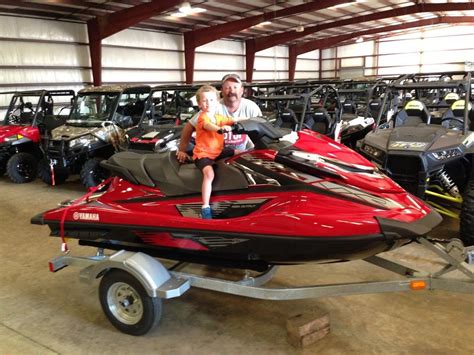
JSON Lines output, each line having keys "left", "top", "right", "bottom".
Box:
{"left": 0, "top": 90, "right": 75, "bottom": 183}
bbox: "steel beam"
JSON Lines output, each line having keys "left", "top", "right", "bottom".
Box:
{"left": 188, "top": 0, "right": 351, "bottom": 49}
{"left": 90, "top": 0, "right": 182, "bottom": 40}
{"left": 86, "top": 0, "right": 181, "bottom": 86}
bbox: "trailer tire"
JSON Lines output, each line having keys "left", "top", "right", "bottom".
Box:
{"left": 37, "top": 159, "right": 69, "bottom": 185}
{"left": 6, "top": 152, "right": 37, "bottom": 183}
{"left": 80, "top": 157, "right": 110, "bottom": 188}
{"left": 99, "top": 269, "right": 162, "bottom": 336}
{"left": 460, "top": 178, "right": 474, "bottom": 246}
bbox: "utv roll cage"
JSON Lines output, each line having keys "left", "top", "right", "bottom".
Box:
{"left": 373, "top": 72, "right": 472, "bottom": 135}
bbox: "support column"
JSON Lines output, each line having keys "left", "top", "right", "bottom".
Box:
{"left": 318, "top": 49, "right": 322, "bottom": 79}
{"left": 87, "top": 19, "right": 102, "bottom": 86}
{"left": 184, "top": 32, "right": 195, "bottom": 84}
{"left": 245, "top": 39, "right": 256, "bottom": 83}
{"left": 288, "top": 45, "right": 297, "bottom": 81}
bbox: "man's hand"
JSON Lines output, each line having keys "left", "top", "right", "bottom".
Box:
{"left": 176, "top": 150, "right": 190, "bottom": 163}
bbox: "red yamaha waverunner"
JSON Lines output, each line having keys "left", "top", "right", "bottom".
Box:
{"left": 32, "top": 120, "right": 441, "bottom": 270}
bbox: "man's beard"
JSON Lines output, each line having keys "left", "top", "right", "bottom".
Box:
{"left": 225, "top": 93, "right": 238, "bottom": 100}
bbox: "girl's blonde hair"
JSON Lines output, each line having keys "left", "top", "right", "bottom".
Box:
{"left": 195, "top": 85, "right": 219, "bottom": 103}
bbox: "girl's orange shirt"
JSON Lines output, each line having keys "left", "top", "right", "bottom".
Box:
{"left": 193, "top": 112, "right": 233, "bottom": 160}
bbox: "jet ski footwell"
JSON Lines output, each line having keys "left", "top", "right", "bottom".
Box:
{"left": 48, "top": 236, "right": 474, "bottom": 336}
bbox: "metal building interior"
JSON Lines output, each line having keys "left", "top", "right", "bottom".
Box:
{"left": 0, "top": 1, "right": 473, "bottom": 353}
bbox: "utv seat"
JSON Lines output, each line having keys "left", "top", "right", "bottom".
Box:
{"left": 441, "top": 99, "right": 474, "bottom": 130}
{"left": 438, "top": 92, "right": 460, "bottom": 108}
{"left": 341, "top": 99, "right": 357, "bottom": 115}
{"left": 394, "top": 100, "right": 431, "bottom": 127}
{"left": 275, "top": 108, "right": 299, "bottom": 130}
{"left": 303, "top": 107, "right": 331, "bottom": 135}
{"left": 368, "top": 98, "right": 382, "bottom": 119}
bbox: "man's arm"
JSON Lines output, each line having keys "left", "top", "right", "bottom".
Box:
{"left": 176, "top": 122, "right": 195, "bottom": 163}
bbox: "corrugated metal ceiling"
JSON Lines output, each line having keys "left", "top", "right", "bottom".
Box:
{"left": 0, "top": 0, "right": 472, "bottom": 46}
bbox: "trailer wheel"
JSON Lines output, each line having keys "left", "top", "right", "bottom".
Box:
{"left": 80, "top": 157, "right": 110, "bottom": 188}
{"left": 37, "top": 159, "right": 69, "bottom": 185}
{"left": 6, "top": 152, "right": 37, "bottom": 183}
{"left": 99, "top": 269, "right": 162, "bottom": 336}
{"left": 460, "top": 178, "right": 474, "bottom": 246}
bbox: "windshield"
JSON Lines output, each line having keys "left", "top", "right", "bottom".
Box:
{"left": 149, "top": 89, "right": 198, "bottom": 125}
{"left": 2, "top": 94, "right": 42, "bottom": 126}
{"left": 68, "top": 93, "right": 120, "bottom": 125}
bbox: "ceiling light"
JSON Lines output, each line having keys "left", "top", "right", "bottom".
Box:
{"left": 356, "top": 37, "right": 364, "bottom": 43}
{"left": 296, "top": 25, "right": 304, "bottom": 33}
{"left": 170, "top": 2, "right": 207, "bottom": 17}
{"left": 331, "top": 2, "right": 354, "bottom": 9}
{"left": 179, "top": 2, "right": 192, "bottom": 14}
{"left": 260, "top": 21, "right": 272, "bottom": 26}
{"left": 330, "top": 0, "right": 366, "bottom": 9}
{"left": 171, "top": 12, "right": 187, "bottom": 17}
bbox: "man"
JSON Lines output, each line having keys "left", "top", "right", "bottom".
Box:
{"left": 176, "top": 73, "right": 262, "bottom": 163}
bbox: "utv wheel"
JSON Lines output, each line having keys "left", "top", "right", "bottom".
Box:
{"left": 99, "top": 269, "right": 162, "bottom": 336}
{"left": 460, "top": 178, "right": 474, "bottom": 246}
{"left": 6, "top": 153, "right": 38, "bottom": 183}
{"left": 80, "top": 157, "right": 110, "bottom": 188}
{"left": 37, "top": 159, "right": 69, "bottom": 185}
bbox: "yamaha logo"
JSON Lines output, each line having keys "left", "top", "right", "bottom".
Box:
{"left": 72, "top": 212, "right": 99, "bottom": 221}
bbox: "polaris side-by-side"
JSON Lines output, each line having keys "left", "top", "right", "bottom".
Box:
{"left": 0, "top": 89, "right": 74, "bottom": 183}
{"left": 40, "top": 85, "right": 151, "bottom": 187}
{"left": 358, "top": 73, "right": 474, "bottom": 245}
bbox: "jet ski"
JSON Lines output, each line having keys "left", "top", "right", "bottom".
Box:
{"left": 31, "top": 119, "right": 442, "bottom": 271}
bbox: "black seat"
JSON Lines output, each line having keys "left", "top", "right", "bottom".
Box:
{"left": 303, "top": 107, "right": 331, "bottom": 135}
{"left": 394, "top": 100, "right": 431, "bottom": 127}
{"left": 275, "top": 108, "right": 299, "bottom": 130}
{"left": 368, "top": 98, "right": 382, "bottom": 118}
{"left": 441, "top": 99, "right": 474, "bottom": 130}
{"left": 101, "top": 151, "right": 248, "bottom": 196}
{"left": 342, "top": 99, "right": 357, "bottom": 115}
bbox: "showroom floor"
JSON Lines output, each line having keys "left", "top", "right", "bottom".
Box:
{"left": 0, "top": 176, "right": 472, "bottom": 354}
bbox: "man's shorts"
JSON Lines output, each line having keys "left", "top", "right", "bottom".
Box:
{"left": 195, "top": 147, "right": 234, "bottom": 170}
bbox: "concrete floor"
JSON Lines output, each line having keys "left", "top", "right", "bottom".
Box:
{"left": 0, "top": 176, "right": 473, "bottom": 354}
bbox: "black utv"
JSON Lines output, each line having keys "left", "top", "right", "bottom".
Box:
{"left": 40, "top": 85, "right": 151, "bottom": 187}
{"left": 336, "top": 80, "right": 387, "bottom": 149}
{"left": 358, "top": 73, "right": 474, "bottom": 246}
{"left": 254, "top": 84, "right": 341, "bottom": 138}
{"left": 126, "top": 84, "right": 200, "bottom": 153}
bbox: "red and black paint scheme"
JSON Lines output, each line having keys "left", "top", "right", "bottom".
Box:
{"left": 32, "top": 120, "right": 441, "bottom": 270}
{"left": 0, "top": 90, "right": 74, "bottom": 183}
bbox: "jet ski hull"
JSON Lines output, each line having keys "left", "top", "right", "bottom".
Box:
{"left": 31, "top": 180, "right": 441, "bottom": 270}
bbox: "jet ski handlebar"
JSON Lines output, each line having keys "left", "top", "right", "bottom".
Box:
{"left": 230, "top": 119, "right": 284, "bottom": 143}
{"left": 215, "top": 119, "right": 284, "bottom": 148}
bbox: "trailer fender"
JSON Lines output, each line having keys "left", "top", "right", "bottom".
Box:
{"left": 78, "top": 250, "right": 189, "bottom": 298}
